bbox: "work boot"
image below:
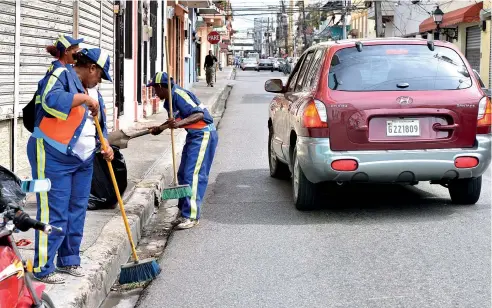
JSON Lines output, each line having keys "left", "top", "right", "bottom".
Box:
{"left": 34, "top": 272, "right": 65, "bottom": 284}
{"left": 175, "top": 218, "right": 199, "bottom": 230}
{"left": 57, "top": 265, "right": 84, "bottom": 277}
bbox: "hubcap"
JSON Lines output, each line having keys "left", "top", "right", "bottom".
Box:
{"left": 293, "top": 154, "right": 299, "bottom": 200}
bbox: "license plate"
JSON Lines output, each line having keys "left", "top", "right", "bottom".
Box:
{"left": 386, "top": 119, "right": 420, "bottom": 136}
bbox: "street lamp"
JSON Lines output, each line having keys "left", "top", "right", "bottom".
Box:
{"left": 433, "top": 6, "right": 444, "bottom": 29}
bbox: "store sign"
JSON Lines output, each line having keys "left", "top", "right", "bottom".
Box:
{"left": 207, "top": 31, "right": 220, "bottom": 44}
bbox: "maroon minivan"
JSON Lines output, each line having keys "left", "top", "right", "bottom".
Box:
{"left": 265, "top": 38, "right": 491, "bottom": 211}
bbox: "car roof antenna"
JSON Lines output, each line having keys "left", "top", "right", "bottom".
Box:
{"left": 355, "top": 41, "right": 363, "bottom": 52}
{"left": 427, "top": 38, "right": 435, "bottom": 51}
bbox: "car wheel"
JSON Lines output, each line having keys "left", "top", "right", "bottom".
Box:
{"left": 268, "top": 127, "right": 290, "bottom": 180}
{"left": 448, "top": 176, "right": 482, "bottom": 205}
{"left": 292, "top": 147, "right": 320, "bottom": 211}
{"left": 42, "top": 292, "right": 56, "bottom": 308}
{"left": 271, "top": 69, "right": 274, "bottom": 72}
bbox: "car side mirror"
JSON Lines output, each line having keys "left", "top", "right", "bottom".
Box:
{"left": 265, "top": 79, "right": 284, "bottom": 93}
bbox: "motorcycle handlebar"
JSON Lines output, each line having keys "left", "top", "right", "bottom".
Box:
{"left": 13, "top": 211, "right": 62, "bottom": 234}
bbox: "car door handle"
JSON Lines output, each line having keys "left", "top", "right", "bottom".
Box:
{"left": 433, "top": 123, "right": 459, "bottom": 131}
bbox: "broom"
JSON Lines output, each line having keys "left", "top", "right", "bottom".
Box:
{"left": 161, "top": 36, "right": 192, "bottom": 200}
{"left": 94, "top": 115, "right": 160, "bottom": 284}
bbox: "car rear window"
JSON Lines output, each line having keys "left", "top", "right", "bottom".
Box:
{"left": 328, "top": 44, "right": 472, "bottom": 91}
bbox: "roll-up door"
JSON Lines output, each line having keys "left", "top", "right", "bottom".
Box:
{"left": 79, "top": 0, "right": 101, "bottom": 48}
{"left": 100, "top": 0, "right": 115, "bottom": 131}
{"left": 19, "top": 0, "right": 73, "bottom": 114}
{"left": 79, "top": 0, "right": 114, "bottom": 131}
{"left": 0, "top": 0, "right": 16, "bottom": 119}
{"left": 465, "top": 25, "right": 481, "bottom": 72}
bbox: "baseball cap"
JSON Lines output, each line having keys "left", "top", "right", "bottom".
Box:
{"left": 54, "top": 34, "right": 84, "bottom": 52}
{"left": 79, "top": 48, "right": 112, "bottom": 82}
{"left": 146, "top": 72, "right": 174, "bottom": 87}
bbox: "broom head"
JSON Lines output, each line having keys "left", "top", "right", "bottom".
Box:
{"left": 119, "top": 258, "right": 161, "bottom": 285}
{"left": 162, "top": 184, "right": 192, "bottom": 200}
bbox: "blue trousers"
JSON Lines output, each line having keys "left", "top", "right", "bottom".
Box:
{"left": 27, "top": 137, "right": 93, "bottom": 278}
{"left": 177, "top": 129, "right": 218, "bottom": 220}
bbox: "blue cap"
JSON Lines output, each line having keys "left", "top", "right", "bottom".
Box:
{"left": 54, "top": 34, "right": 84, "bottom": 52}
{"left": 146, "top": 72, "right": 174, "bottom": 87}
{"left": 79, "top": 48, "right": 112, "bottom": 82}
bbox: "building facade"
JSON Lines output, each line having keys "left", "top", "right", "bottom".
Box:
{"left": 0, "top": 0, "right": 115, "bottom": 177}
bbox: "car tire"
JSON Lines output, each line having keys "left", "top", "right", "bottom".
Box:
{"left": 448, "top": 176, "right": 482, "bottom": 205}
{"left": 271, "top": 69, "right": 274, "bottom": 72}
{"left": 42, "top": 292, "right": 56, "bottom": 308}
{"left": 268, "top": 127, "right": 290, "bottom": 180}
{"left": 292, "top": 147, "right": 320, "bottom": 211}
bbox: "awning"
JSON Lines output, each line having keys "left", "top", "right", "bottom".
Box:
{"left": 419, "top": 2, "right": 483, "bottom": 33}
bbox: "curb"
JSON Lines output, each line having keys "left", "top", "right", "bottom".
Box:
{"left": 49, "top": 80, "right": 234, "bottom": 308}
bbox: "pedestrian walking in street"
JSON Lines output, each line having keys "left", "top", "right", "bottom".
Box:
{"left": 27, "top": 47, "right": 114, "bottom": 284}
{"left": 204, "top": 50, "right": 217, "bottom": 87}
{"left": 147, "top": 72, "right": 218, "bottom": 230}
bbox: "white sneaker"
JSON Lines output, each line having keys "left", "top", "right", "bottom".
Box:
{"left": 175, "top": 218, "right": 199, "bottom": 230}
{"left": 34, "top": 272, "right": 65, "bottom": 284}
{"left": 57, "top": 265, "right": 84, "bottom": 277}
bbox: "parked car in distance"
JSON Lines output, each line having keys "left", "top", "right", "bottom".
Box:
{"left": 241, "top": 58, "right": 258, "bottom": 71}
{"left": 257, "top": 59, "right": 274, "bottom": 72}
{"left": 265, "top": 38, "right": 491, "bottom": 210}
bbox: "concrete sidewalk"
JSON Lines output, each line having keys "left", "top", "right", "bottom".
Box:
{"left": 19, "top": 67, "right": 235, "bottom": 308}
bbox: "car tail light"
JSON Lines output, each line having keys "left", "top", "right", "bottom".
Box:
{"left": 331, "top": 159, "right": 358, "bottom": 171}
{"left": 477, "top": 96, "right": 491, "bottom": 134}
{"left": 454, "top": 156, "right": 479, "bottom": 168}
{"left": 303, "top": 100, "right": 328, "bottom": 128}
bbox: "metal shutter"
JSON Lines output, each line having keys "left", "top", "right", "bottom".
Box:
{"left": 100, "top": 0, "right": 114, "bottom": 131}
{"left": 79, "top": 0, "right": 101, "bottom": 48}
{"left": 465, "top": 25, "right": 481, "bottom": 72}
{"left": 19, "top": 0, "right": 73, "bottom": 114}
{"left": 79, "top": 0, "right": 114, "bottom": 131}
{"left": 0, "top": 0, "right": 16, "bottom": 119}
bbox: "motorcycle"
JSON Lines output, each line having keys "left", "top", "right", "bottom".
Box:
{"left": 0, "top": 166, "right": 59, "bottom": 308}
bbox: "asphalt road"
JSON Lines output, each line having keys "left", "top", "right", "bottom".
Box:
{"left": 136, "top": 70, "right": 491, "bottom": 308}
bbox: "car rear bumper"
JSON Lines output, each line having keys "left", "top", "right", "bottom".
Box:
{"left": 296, "top": 135, "right": 492, "bottom": 183}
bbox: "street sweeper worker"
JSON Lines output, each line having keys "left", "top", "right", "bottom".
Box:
{"left": 148, "top": 72, "right": 218, "bottom": 230}
{"left": 45, "top": 34, "right": 82, "bottom": 74}
{"left": 27, "top": 47, "right": 114, "bottom": 284}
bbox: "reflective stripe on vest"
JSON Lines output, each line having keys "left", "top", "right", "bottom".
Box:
{"left": 37, "top": 66, "right": 86, "bottom": 148}
{"left": 41, "top": 67, "right": 68, "bottom": 120}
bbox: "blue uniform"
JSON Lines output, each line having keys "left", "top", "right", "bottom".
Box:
{"left": 27, "top": 59, "right": 108, "bottom": 278}
{"left": 164, "top": 85, "right": 218, "bottom": 220}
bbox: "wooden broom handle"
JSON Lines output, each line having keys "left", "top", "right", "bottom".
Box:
{"left": 94, "top": 115, "right": 139, "bottom": 262}
{"left": 165, "top": 36, "right": 179, "bottom": 186}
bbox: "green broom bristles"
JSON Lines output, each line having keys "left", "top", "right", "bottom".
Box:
{"left": 119, "top": 258, "right": 161, "bottom": 285}
{"left": 162, "top": 184, "right": 192, "bottom": 200}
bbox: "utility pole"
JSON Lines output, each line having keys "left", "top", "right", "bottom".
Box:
{"left": 301, "top": 0, "right": 308, "bottom": 52}
{"left": 374, "top": 0, "right": 384, "bottom": 38}
{"left": 281, "top": 0, "right": 289, "bottom": 56}
{"left": 267, "top": 17, "right": 270, "bottom": 57}
{"left": 342, "top": 0, "right": 347, "bottom": 39}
